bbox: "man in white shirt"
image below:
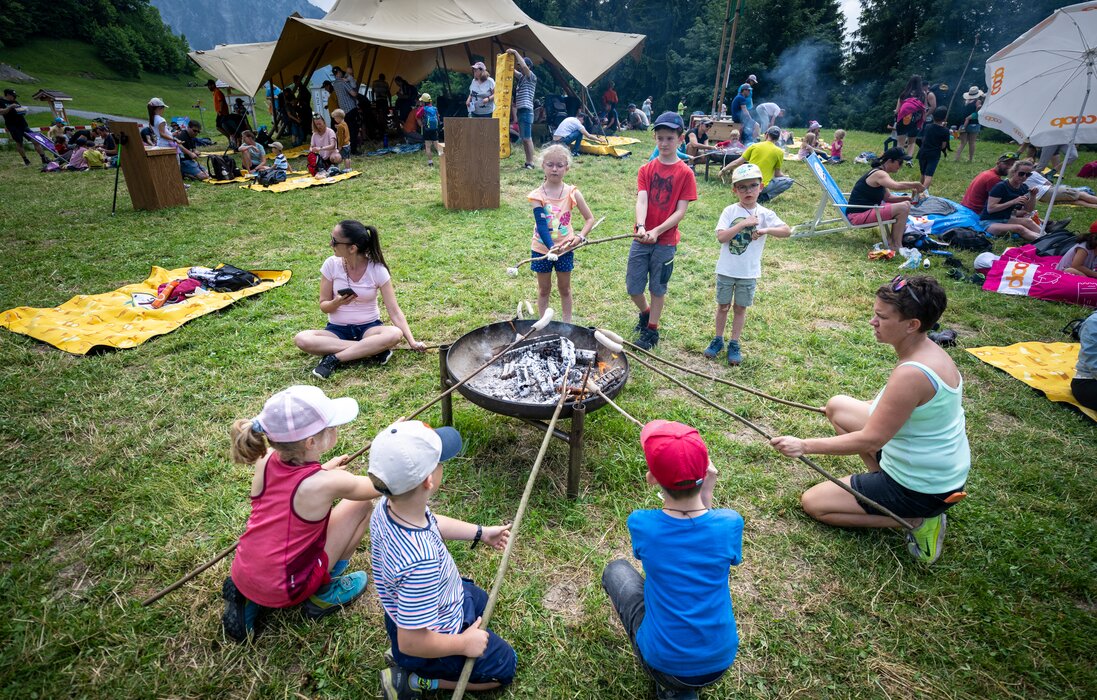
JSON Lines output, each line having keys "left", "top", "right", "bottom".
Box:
{"left": 755, "top": 102, "right": 784, "bottom": 131}
{"left": 553, "top": 113, "right": 601, "bottom": 155}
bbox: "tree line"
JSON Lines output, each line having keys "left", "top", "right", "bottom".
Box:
{"left": 0, "top": 0, "right": 192, "bottom": 78}
{"left": 516, "top": 0, "right": 1065, "bottom": 132}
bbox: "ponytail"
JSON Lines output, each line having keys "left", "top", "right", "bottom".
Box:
{"left": 230, "top": 417, "right": 321, "bottom": 465}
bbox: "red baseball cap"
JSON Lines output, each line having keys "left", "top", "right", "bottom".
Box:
{"left": 640, "top": 420, "right": 709, "bottom": 490}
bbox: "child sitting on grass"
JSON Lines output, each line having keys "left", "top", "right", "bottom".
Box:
{"left": 830, "top": 129, "right": 845, "bottom": 163}
{"left": 602, "top": 420, "right": 743, "bottom": 700}
{"left": 704, "top": 163, "right": 791, "bottom": 366}
{"left": 222, "top": 385, "right": 379, "bottom": 642}
{"left": 796, "top": 132, "right": 818, "bottom": 160}
{"left": 367, "top": 421, "right": 515, "bottom": 699}
{"left": 267, "top": 142, "right": 289, "bottom": 173}
{"left": 527, "top": 143, "right": 596, "bottom": 323}
{"left": 727, "top": 128, "right": 744, "bottom": 151}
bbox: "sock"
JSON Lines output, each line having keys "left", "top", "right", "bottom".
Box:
{"left": 647, "top": 322, "right": 658, "bottom": 330}
{"left": 330, "top": 559, "right": 350, "bottom": 578}
{"left": 409, "top": 673, "right": 439, "bottom": 691}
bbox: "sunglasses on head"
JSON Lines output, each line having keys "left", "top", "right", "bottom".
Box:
{"left": 890, "top": 275, "right": 921, "bottom": 304}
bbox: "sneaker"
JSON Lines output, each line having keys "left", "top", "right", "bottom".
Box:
{"left": 379, "top": 666, "right": 421, "bottom": 700}
{"left": 221, "top": 577, "right": 263, "bottom": 643}
{"left": 703, "top": 336, "right": 725, "bottom": 359}
{"left": 634, "top": 309, "right": 650, "bottom": 334}
{"left": 906, "top": 513, "right": 946, "bottom": 564}
{"left": 383, "top": 647, "right": 396, "bottom": 667}
{"left": 312, "top": 354, "right": 341, "bottom": 379}
{"left": 523, "top": 162, "right": 536, "bottom": 170}
{"left": 362, "top": 348, "right": 393, "bottom": 366}
{"left": 302, "top": 570, "right": 368, "bottom": 619}
{"left": 726, "top": 339, "right": 742, "bottom": 366}
{"left": 635, "top": 326, "right": 659, "bottom": 350}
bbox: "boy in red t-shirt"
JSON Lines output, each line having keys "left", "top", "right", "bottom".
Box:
{"left": 628, "top": 112, "right": 698, "bottom": 349}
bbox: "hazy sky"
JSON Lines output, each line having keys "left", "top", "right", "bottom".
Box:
{"left": 308, "top": 1, "right": 862, "bottom": 35}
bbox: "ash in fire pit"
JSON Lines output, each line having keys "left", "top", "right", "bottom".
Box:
{"left": 467, "top": 334, "right": 598, "bottom": 404}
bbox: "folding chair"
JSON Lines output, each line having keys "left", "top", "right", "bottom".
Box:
{"left": 791, "top": 154, "right": 894, "bottom": 247}
{"left": 25, "top": 129, "right": 69, "bottom": 166}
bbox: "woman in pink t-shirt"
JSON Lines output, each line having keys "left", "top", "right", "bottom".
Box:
{"left": 309, "top": 115, "right": 342, "bottom": 168}
{"left": 294, "top": 220, "right": 426, "bottom": 379}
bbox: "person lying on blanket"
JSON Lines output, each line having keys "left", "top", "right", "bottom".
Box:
{"left": 294, "top": 221, "right": 425, "bottom": 380}
{"left": 770, "top": 275, "right": 970, "bottom": 565}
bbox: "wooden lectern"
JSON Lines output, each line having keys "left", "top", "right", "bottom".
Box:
{"left": 439, "top": 118, "right": 499, "bottom": 210}
{"left": 110, "top": 121, "right": 188, "bottom": 211}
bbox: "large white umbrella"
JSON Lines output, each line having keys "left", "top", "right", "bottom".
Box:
{"left": 980, "top": 1, "right": 1097, "bottom": 229}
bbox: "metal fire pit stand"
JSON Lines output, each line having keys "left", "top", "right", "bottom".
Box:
{"left": 439, "top": 345, "right": 585, "bottom": 499}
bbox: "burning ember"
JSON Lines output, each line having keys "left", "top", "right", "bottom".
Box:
{"left": 466, "top": 334, "right": 620, "bottom": 404}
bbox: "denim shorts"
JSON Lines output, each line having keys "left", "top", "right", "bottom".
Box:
{"left": 517, "top": 108, "right": 533, "bottom": 140}
{"left": 530, "top": 249, "right": 574, "bottom": 273}
{"left": 324, "top": 319, "right": 382, "bottom": 341}
{"left": 625, "top": 241, "right": 676, "bottom": 297}
{"left": 385, "top": 579, "right": 516, "bottom": 685}
{"left": 180, "top": 158, "right": 204, "bottom": 178}
{"left": 339, "top": 145, "right": 351, "bottom": 159}
{"left": 715, "top": 275, "right": 757, "bottom": 307}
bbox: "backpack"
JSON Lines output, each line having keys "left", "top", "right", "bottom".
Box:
{"left": 256, "top": 169, "right": 287, "bottom": 187}
{"left": 207, "top": 154, "right": 241, "bottom": 181}
{"left": 423, "top": 105, "right": 439, "bottom": 131}
{"left": 307, "top": 152, "right": 320, "bottom": 175}
{"left": 1032, "top": 228, "right": 1081, "bottom": 257}
{"left": 940, "top": 227, "right": 992, "bottom": 252}
{"left": 207, "top": 264, "right": 260, "bottom": 292}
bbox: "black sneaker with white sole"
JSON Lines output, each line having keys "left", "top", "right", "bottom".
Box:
{"left": 363, "top": 349, "right": 393, "bottom": 366}
{"left": 312, "top": 354, "right": 341, "bottom": 379}
{"left": 635, "top": 326, "right": 659, "bottom": 350}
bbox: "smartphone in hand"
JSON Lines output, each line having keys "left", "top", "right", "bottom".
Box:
{"left": 338, "top": 287, "right": 357, "bottom": 298}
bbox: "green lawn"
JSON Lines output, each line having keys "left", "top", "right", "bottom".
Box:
{"left": 0, "top": 126, "right": 1093, "bottom": 700}
{"left": 0, "top": 39, "right": 234, "bottom": 128}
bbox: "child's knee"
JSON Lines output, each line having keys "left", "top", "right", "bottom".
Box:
{"left": 716, "top": 303, "right": 731, "bottom": 314}
{"left": 732, "top": 303, "right": 748, "bottom": 314}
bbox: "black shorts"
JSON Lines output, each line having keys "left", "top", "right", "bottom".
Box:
{"left": 918, "top": 153, "right": 941, "bottom": 177}
{"left": 1072, "top": 377, "right": 1097, "bottom": 410}
{"left": 5, "top": 123, "right": 28, "bottom": 144}
{"left": 901, "top": 120, "right": 921, "bottom": 138}
{"left": 850, "top": 469, "right": 960, "bottom": 519}
{"left": 422, "top": 128, "right": 439, "bottom": 141}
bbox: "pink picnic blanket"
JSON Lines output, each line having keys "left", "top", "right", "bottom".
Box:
{"left": 983, "top": 245, "right": 1097, "bottom": 308}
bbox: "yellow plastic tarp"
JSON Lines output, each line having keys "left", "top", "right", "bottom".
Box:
{"left": 579, "top": 135, "right": 639, "bottom": 157}
{"left": 494, "top": 52, "right": 514, "bottom": 159}
{"left": 966, "top": 342, "right": 1096, "bottom": 422}
{"left": 239, "top": 170, "right": 361, "bottom": 193}
{"left": 0, "top": 267, "right": 291, "bottom": 355}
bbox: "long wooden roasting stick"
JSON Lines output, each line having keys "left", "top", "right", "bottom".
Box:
{"left": 506, "top": 217, "right": 628, "bottom": 276}
{"left": 451, "top": 365, "right": 573, "bottom": 700}
{"left": 142, "top": 310, "right": 561, "bottom": 606}
{"left": 593, "top": 330, "right": 914, "bottom": 532}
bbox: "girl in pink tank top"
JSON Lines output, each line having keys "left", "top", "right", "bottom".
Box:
{"left": 221, "top": 385, "right": 382, "bottom": 642}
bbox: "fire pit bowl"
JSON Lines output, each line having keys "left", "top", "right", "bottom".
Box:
{"left": 443, "top": 319, "right": 629, "bottom": 420}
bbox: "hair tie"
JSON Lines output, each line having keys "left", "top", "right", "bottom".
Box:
{"left": 251, "top": 419, "right": 265, "bottom": 435}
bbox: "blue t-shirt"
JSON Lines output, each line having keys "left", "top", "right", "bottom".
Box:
{"left": 1076, "top": 311, "right": 1097, "bottom": 380}
{"left": 730, "top": 95, "right": 749, "bottom": 124}
{"left": 738, "top": 84, "right": 754, "bottom": 110}
{"left": 629, "top": 508, "right": 743, "bottom": 676}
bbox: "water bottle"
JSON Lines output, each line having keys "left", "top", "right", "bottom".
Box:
{"left": 383, "top": 134, "right": 389, "bottom": 148}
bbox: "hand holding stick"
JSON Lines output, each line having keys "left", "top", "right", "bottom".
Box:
{"left": 506, "top": 217, "right": 611, "bottom": 276}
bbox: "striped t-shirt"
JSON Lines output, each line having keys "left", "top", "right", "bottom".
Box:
{"left": 515, "top": 71, "right": 537, "bottom": 110}
{"left": 370, "top": 498, "right": 465, "bottom": 632}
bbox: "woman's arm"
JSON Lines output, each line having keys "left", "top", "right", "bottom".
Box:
{"left": 378, "top": 279, "right": 424, "bottom": 350}
{"left": 318, "top": 275, "right": 353, "bottom": 314}
{"left": 771, "top": 365, "right": 931, "bottom": 457}
{"left": 871, "top": 170, "right": 924, "bottom": 194}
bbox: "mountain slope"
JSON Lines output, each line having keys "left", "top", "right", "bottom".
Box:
{"left": 150, "top": 0, "right": 325, "bottom": 51}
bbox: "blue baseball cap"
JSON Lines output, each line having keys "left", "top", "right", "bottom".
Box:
{"left": 652, "top": 111, "right": 684, "bottom": 130}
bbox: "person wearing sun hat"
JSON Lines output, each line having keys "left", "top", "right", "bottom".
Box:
{"left": 367, "top": 421, "right": 516, "bottom": 698}
{"left": 602, "top": 420, "right": 743, "bottom": 700}
{"left": 415, "top": 92, "right": 441, "bottom": 166}
{"left": 146, "top": 97, "right": 177, "bottom": 150}
{"left": 466, "top": 61, "right": 495, "bottom": 117}
{"left": 222, "top": 385, "right": 382, "bottom": 642}
{"left": 955, "top": 85, "right": 985, "bottom": 162}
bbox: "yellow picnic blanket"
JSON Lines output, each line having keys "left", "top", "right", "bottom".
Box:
{"left": 580, "top": 135, "right": 640, "bottom": 157}
{"left": 967, "top": 342, "right": 1096, "bottom": 422}
{"left": 240, "top": 170, "right": 361, "bottom": 193}
{"left": 197, "top": 144, "right": 309, "bottom": 159}
{"left": 0, "top": 267, "right": 291, "bottom": 355}
{"left": 203, "top": 173, "right": 255, "bottom": 185}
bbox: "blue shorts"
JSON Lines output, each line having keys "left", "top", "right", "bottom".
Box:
{"left": 529, "top": 249, "right": 574, "bottom": 273}
{"left": 324, "top": 319, "right": 382, "bottom": 341}
{"left": 340, "top": 145, "right": 351, "bottom": 159}
{"left": 517, "top": 108, "right": 533, "bottom": 140}
{"left": 180, "top": 158, "right": 204, "bottom": 178}
{"left": 385, "top": 579, "right": 517, "bottom": 685}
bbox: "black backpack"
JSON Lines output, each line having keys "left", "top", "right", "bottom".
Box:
{"left": 1032, "top": 229, "right": 1080, "bottom": 257}
{"left": 255, "top": 169, "right": 287, "bottom": 187}
{"left": 207, "top": 264, "right": 260, "bottom": 292}
{"left": 207, "top": 154, "right": 241, "bottom": 181}
{"left": 940, "top": 227, "right": 992, "bottom": 252}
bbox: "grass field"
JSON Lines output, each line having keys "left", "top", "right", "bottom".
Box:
{"left": 0, "top": 123, "right": 1094, "bottom": 700}
{"left": 1, "top": 40, "right": 221, "bottom": 128}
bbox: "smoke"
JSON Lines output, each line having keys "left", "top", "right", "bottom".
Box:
{"left": 763, "top": 40, "right": 841, "bottom": 127}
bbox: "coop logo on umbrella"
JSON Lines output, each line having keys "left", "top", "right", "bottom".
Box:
{"left": 1050, "top": 114, "right": 1097, "bottom": 128}
{"left": 990, "top": 67, "right": 1005, "bottom": 95}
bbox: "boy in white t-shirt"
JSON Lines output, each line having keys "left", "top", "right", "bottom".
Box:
{"left": 704, "top": 163, "right": 791, "bottom": 366}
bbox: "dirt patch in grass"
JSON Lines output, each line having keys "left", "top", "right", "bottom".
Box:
{"left": 809, "top": 319, "right": 852, "bottom": 332}
{"left": 543, "top": 580, "right": 583, "bottom": 621}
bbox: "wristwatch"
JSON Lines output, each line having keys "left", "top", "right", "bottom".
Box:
{"left": 470, "top": 524, "right": 483, "bottom": 549}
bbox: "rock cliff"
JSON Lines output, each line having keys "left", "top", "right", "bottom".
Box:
{"left": 151, "top": 0, "right": 326, "bottom": 51}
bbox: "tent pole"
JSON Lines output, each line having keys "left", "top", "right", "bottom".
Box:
{"left": 545, "top": 62, "right": 578, "bottom": 101}
{"left": 366, "top": 44, "right": 379, "bottom": 86}
{"left": 718, "top": 0, "right": 743, "bottom": 115}
{"left": 354, "top": 46, "right": 368, "bottom": 86}
{"left": 463, "top": 42, "right": 476, "bottom": 65}
{"left": 582, "top": 87, "right": 607, "bottom": 137}
{"left": 439, "top": 48, "right": 453, "bottom": 97}
{"left": 711, "top": 0, "right": 733, "bottom": 114}
{"left": 945, "top": 33, "right": 979, "bottom": 118}
{"left": 1041, "top": 58, "right": 1093, "bottom": 233}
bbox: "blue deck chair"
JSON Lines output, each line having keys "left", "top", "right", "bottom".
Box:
{"left": 791, "top": 154, "right": 893, "bottom": 247}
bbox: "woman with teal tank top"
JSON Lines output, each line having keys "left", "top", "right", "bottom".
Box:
{"left": 770, "top": 275, "right": 970, "bottom": 564}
